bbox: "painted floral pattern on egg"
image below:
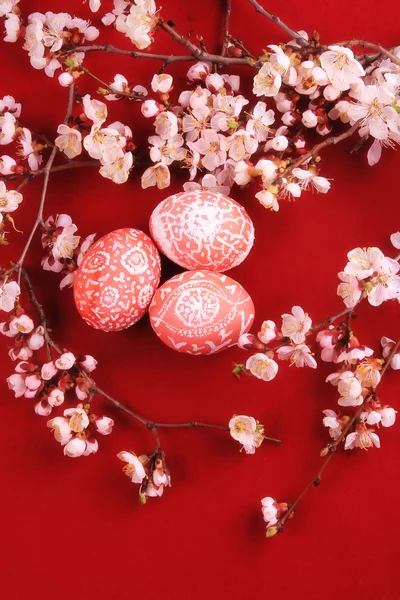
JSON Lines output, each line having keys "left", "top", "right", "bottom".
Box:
{"left": 149, "top": 270, "right": 255, "bottom": 355}
{"left": 149, "top": 190, "right": 255, "bottom": 272}
{"left": 74, "top": 228, "right": 161, "bottom": 332}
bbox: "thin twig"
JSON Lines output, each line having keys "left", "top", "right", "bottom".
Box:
{"left": 14, "top": 85, "right": 76, "bottom": 287}
{"left": 19, "top": 267, "right": 53, "bottom": 360}
{"left": 65, "top": 43, "right": 256, "bottom": 67}
{"left": 336, "top": 40, "right": 400, "bottom": 67}
{"left": 277, "top": 338, "right": 400, "bottom": 530}
{"left": 247, "top": 0, "right": 308, "bottom": 47}
{"left": 282, "top": 121, "right": 361, "bottom": 177}
{"left": 221, "top": 0, "right": 232, "bottom": 56}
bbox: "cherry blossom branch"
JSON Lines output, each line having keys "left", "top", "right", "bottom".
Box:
{"left": 14, "top": 85, "right": 76, "bottom": 287}
{"left": 336, "top": 40, "right": 400, "bottom": 67}
{"left": 18, "top": 270, "right": 281, "bottom": 446}
{"left": 2, "top": 160, "right": 98, "bottom": 184}
{"left": 246, "top": 0, "right": 308, "bottom": 47}
{"left": 284, "top": 121, "right": 361, "bottom": 175}
{"left": 79, "top": 66, "right": 141, "bottom": 99}
{"left": 277, "top": 338, "right": 400, "bottom": 532}
{"left": 66, "top": 43, "right": 256, "bottom": 66}
{"left": 93, "top": 384, "right": 281, "bottom": 442}
{"left": 221, "top": 0, "right": 232, "bottom": 57}
{"left": 19, "top": 267, "right": 53, "bottom": 360}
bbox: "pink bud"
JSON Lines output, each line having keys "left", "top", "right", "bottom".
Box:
{"left": 58, "top": 72, "right": 74, "bottom": 87}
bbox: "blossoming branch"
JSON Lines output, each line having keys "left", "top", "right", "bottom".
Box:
{"left": 0, "top": 0, "right": 399, "bottom": 534}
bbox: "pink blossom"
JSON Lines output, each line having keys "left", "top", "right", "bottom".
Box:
{"left": 258, "top": 320, "right": 278, "bottom": 344}
{"left": 7, "top": 372, "right": 26, "bottom": 397}
{"left": 337, "top": 272, "right": 362, "bottom": 308}
{"left": 246, "top": 101, "right": 275, "bottom": 142}
{"left": 337, "top": 374, "right": 363, "bottom": 407}
{"left": 246, "top": 353, "right": 278, "bottom": 382}
{"left": 95, "top": 416, "right": 114, "bottom": 435}
{"left": 322, "top": 409, "right": 344, "bottom": 441}
{"left": 229, "top": 415, "right": 264, "bottom": 454}
{"left": 301, "top": 109, "right": 318, "bottom": 128}
{"left": 344, "top": 247, "right": 384, "bottom": 280}
{"left": 355, "top": 359, "right": 381, "bottom": 388}
{"left": 55, "top": 352, "right": 75, "bottom": 370}
{"left": 261, "top": 496, "right": 278, "bottom": 525}
{"left": 345, "top": 427, "right": 380, "bottom": 450}
{"left": 281, "top": 306, "right": 311, "bottom": 344}
{"left": 4, "top": 13, "right": 20, "bottom": 43}
{"left": 64, "top": 437, "right": 87, "bottom": 458}
{"left": 253, "top": 62, "right": 281, "bottom": 97}
{"left": 48, "top": 388, "right": 64, "bottom": 407}
{"left": 189, "top": 130, "right": 227, "bottom": 171}
{"left": 18, "top": 128, "right": 42, "bottom": 170}
{"left": 276, "top": 344, "right": 317, "bottom": 368}
{"left": 0, "top": 155, "right": 16, "bottom": 174}
{"left": 151, "top": 74, "right": 173, "bottom": 94}
{"left": 8, "top": 315, "right": 34, "bottom": 335}
{"left": 141, "top": 162, "right": 170, "bottom": 190}
{"left": 390, "top": 232, "right": 400, "bottom": 249}
{"left": 118, "top": 451, "right": 146, "bottom": 483}
{"left": 320, "top": 46, "right": 365, "bottom": 91}
{"left": 0, "top": 111, "right": 16, "bottom": 145}
{"left": 141, "top": 99, "right": 160, "bottom": 118}
{"left": 99, "top": 151, "right": 133, "bottom": 184}
{"left": 55, "top": 125, "right": 82, "bottom": 159}
{"left": 79, "top": 355, "right": 98, "bottom": 372}
{"left": 83, "top": 94, "right": 107, "bottom": 126}
{"left": 154, "top": 111, "right": 178, "bottom": 139}
{"left": 0, "top": 280, "right": 20, "bottom": 312}
{"left": 381, "top": 336, "right": 400, "bottom": 370}
{"left": 149, "top": 134, "right": 186, "bottom": 165}
{"left": 255, "top": 190, "right": 279, "bottom": 211}
{"left": 187, "top": 61, "right": 212, "bottom": 82}
{"left": 41, "top": 361, "right": 58, "bottom": 380}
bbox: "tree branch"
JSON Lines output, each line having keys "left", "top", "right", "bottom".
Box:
{"left": 247, "top": 0, "right": 308, "bottom": 46}
{"left": 14, "top": 85, "right": 76, "bottom": 287}
{"left": 277, "top": 338, "right": 400, "bottom": 531}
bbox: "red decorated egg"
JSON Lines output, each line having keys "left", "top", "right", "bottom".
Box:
{"left": 74, "top": 228, "right": 161, "bottom": 332}
{"left": 149, "top": 190, "right": 254, "bottom": 271}
{"left": 149, "top": 270, "right": 254, "bottom": 355}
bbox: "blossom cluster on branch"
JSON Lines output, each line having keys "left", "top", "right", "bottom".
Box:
{"left": 0, "top": 0, "right": 400, "bottom": 535}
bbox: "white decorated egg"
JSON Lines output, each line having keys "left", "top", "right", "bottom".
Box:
{"left": 149, "top": 190, "right": 254, "bottom": 271}
{"left": 74, "top": 228, "right": 161, "bottom": 332}
{"left": 149, "top": 270, "right": 254, "bottom": 355}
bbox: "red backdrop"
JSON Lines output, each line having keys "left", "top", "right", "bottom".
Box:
{"left": 1, "top": 1, "right": 400, "bottom": 598}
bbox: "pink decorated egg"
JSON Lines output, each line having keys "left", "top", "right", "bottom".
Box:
{"left": 74, "top": 228, "right": 161, "bottom": 332}
{"left": 149, "top": 190, "right": 254, "bottom": 271}
{"left": 149, "top": 270, "right": 254, "bottom": 355}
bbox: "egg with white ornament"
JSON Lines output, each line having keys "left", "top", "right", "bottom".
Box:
{"left": 74, "top": 228, "right": 161, "bottom": 332}
{"left": 149, "top": 190, "right": 255, "bottom": 272}
{"left": 149, "top": 270, "right": 254, "bottom": 355}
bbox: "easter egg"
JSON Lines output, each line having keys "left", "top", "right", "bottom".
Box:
{"left": 149, "top": 190, "right": 254, "bottom": 272}
{"left": 149, "top": 270, "right": 254, "bottom": 355}
{"left": 74, "top": 228, "right": 161, "bottom": 332}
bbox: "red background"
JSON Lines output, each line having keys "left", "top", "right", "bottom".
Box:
{"left": 1, "top": 1, "right": 400, "bottom": 598}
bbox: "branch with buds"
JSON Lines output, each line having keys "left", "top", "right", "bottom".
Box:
{"left": 1, "top": 0, "right": 400, "bottom": 532}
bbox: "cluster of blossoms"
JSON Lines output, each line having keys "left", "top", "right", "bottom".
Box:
{"left": 261, "top": 497, "right": 289, "bottom": 537}
{"left": 1, "top": 267, "right": 268, "bottom": 493}
{"left": 118, "top": 451, "right": 171, "bottom": 501}
{"left": 337, "top": 239, "right": 400, "bottom": 308}
{"left": 101, "top": 0, "right": 159, "bottom": 50}
{"left": 238, "top": 305, "right": 317, "bottom": 382}
{"left": 0, "top": 2, "right": 398, "bottom": 211}
{"left": 139, "top": 63, "right": 331, "bottom": 210}
{"left": 41, "top": 213, "right": 96, "bottom": 289}
{"left": 0, "top": 305, "right": 45, "bottom": 360}
{"left": 55, "top": 94, "right": 137, "bottom": 184}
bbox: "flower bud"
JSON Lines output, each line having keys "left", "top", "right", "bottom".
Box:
{"left": 266, "top": 526, "right": 279, "bottom": 538}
